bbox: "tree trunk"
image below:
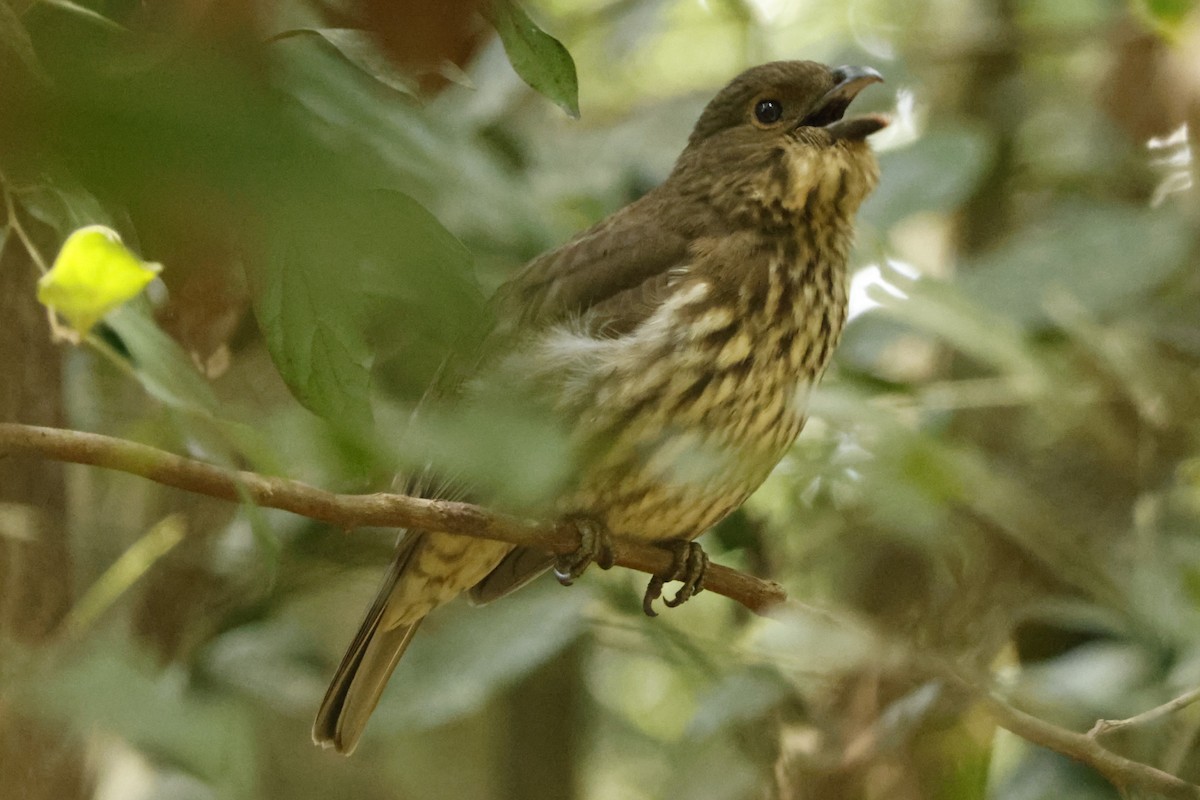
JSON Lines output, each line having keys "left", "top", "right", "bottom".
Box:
{"left": 0, "top": 218, "right": 87, "bottom": 799}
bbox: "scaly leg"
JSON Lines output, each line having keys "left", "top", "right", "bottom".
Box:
{"left": 554, "top": 516, "right": 616, "bottom": 586}
{"left": 642, "top": 540, "right": 708, "bottom": 617}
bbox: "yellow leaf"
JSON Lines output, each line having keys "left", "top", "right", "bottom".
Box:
{"left": 36, "top": 225, "right": 162, "bottom": 336}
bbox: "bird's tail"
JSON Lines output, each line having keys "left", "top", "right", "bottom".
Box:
{"left": 312, "top": 535, "right": 424, "bottom": 755}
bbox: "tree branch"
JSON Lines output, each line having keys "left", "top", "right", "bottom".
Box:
{"left": 1089, "top": 686, "right": 1200, "bottom": 738}
{"left": 975, "top": 690, "right": 1200, "bottom": 799}
{"left": 9, "top": 421, "right": 1196, "bottom": 794}
{"left": 0, "top": 422, "right": 788, "bottom": 614}
{"left": 918, "top": 662, "right": 1200, "bottom": 800}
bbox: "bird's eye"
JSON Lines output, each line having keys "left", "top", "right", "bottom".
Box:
{"left": 753, "top": 99, "right": 783, "bottom": 126}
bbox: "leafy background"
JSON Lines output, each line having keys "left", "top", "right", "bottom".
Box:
{"left": 2, "top": 0, "right": 1199, "bottom": 798}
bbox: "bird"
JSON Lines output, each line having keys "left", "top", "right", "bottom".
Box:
{"left": 313, "top": 59, "right": 887, "bottom": 754}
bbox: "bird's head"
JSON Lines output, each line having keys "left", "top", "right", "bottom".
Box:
{"left": 672, "top": 60, "right": 888, "bottom": 227}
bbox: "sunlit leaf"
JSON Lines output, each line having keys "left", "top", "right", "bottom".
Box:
{"left": 750, "top": 605, "right": 875, "bottom": 677}
{"left": 37, "top": 225, "right": 161, "bottom": 336}
{"left": 485, "top": 0, "right": 580, "bottom": 118}
{"left": 237, "top": 488, "right": 283, "bottom": 574}
{"left": 437, "top": 59, "right": 475, "bottom": 90}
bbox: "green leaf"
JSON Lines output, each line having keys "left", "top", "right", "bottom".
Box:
{"left": 860, "top": 126, "right": 994, "bottom": 231}
{"left": 958, "top": 202, "right": 1190, "bottom": 327}
{"left": 858, "top": 264, "right": 1046, "bottom": 378}
{"left": 1134, "top": 0, "right": 1196, "bottom": 36}
{"left": 397, "top": 398, "right": 573, "bottom": 509}
{"left": 685, "top": 667, "right": 789, "bottom": 738}
{"left": 16, "top": 180, "right": 114, "bottom": 234}
{"left": 37, "top": 225, "right": 161, "bottom": 336}
{"left": 361, "top": 191, "right": 488, "bottom": 398}
{"left": 104, "top": 303, "right": 222, "bottom": 415}
{"left": 15, "top": 638, "right": 259, "bottom": 799}
{"left": 485, "top": 0, "right": 580, "bottom": 118}
{"left": 249, "top": 190, "right": 481, "bottom": 432}
{"left": 0, "top": 0, "right": 49, "bottom": 85}
{"left": 250, "top": 242, "right": 375, "bottom": 431}
{"left": 201, "top": 619, "right": 323, "bottom": 714}
{"left": 62, "top": 513, "right": 187, "bottom": 637}
{"left": 206, "top": 580, "right": 587, "bottom": 732}
{"left": 372, "top": 580, "right": 588, "bottom": 731}
{"left": 270, "top": 28, "right": 418, "bottom": 96}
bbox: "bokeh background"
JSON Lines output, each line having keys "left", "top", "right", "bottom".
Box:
{"left": 2, "top": 0, "right": 1199, "bottom": 798}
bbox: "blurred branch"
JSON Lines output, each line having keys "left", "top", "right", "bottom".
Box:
{"left": 1089, "top": 687, "right": 1200, "bottom": 738}
{"left": 762, "top": 611, "right": 1200, "bottom": 798}
{"left": 0, "top": 422, "right": 788, "bottom": 614}
{"left": 972, "top": 688, "right": 1200, "bottom": 800}
{"left": 898, "top": 649, "right": 1200, "bottom": 800}
{"left": 6, "top": 423, "right": 1198, "bottom": 792}
{"left": 956, "top": 0, "right": 1021, "bottom": 253}
{"left": 905, "top": 25, "right": 1107, "bottom": 65}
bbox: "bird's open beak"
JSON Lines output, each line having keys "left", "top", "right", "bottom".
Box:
{"left": 804, "top": 65, "right": 889, "bottom": 141}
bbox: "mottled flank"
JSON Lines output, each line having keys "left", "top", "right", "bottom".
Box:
{"left": 315, "top": 59, "right": 884, "bottom": 755}
{"left": 511, "top": 134, "right": 876, "bottom": 544}
{"left": 381, "top": 533, "right": 511, "bottom": 627}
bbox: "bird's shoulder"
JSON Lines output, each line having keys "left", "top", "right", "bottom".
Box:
{"left": 494, "top": 189, "right": 710, "bottom": 335}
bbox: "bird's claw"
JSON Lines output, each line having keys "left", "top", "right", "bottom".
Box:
{"left": 642, "top": 540, "right": 708, "bottom": 617}
{"left": 554, "top": 516, "right": 616, "bottom": 586}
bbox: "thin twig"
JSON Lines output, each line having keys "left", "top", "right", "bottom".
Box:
{"left": 1090, "top": 687, "right": 1200, "bottom": 738}
{"left": 1, "top": 175, "right": 72, "bottom": 340}
{"left": 0, "top": 422, "right": 789, "bottom": 615}
{"left": 921, "top": 661, "right": 1200, "bottom": 800}
{"left": 975, "top": 691, "right": 1200, "bottom": 799}
{"left": 2, "top": 177, "right": 49, "bottom": 274}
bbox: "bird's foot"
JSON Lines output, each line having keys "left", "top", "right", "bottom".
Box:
{"left": 642, "top": 540, "right": 708, "bottom": 617}
{"left": 554, "top": 516, "right": 616, "bottom": 586}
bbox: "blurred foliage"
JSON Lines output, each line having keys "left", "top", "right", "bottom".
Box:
{"left": 2, "top": 1, "right": 1200, "bottom": 799}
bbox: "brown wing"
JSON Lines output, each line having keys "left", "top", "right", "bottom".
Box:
{"left": 495, "top": 190, "right": 696, "bottom": 334}
{"left": 471, "top": 191, "right": 698, "bottom": 601}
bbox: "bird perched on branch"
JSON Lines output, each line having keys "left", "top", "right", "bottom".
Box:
{"left": 315, "top": 59, "right": 887, "bottom": 754}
